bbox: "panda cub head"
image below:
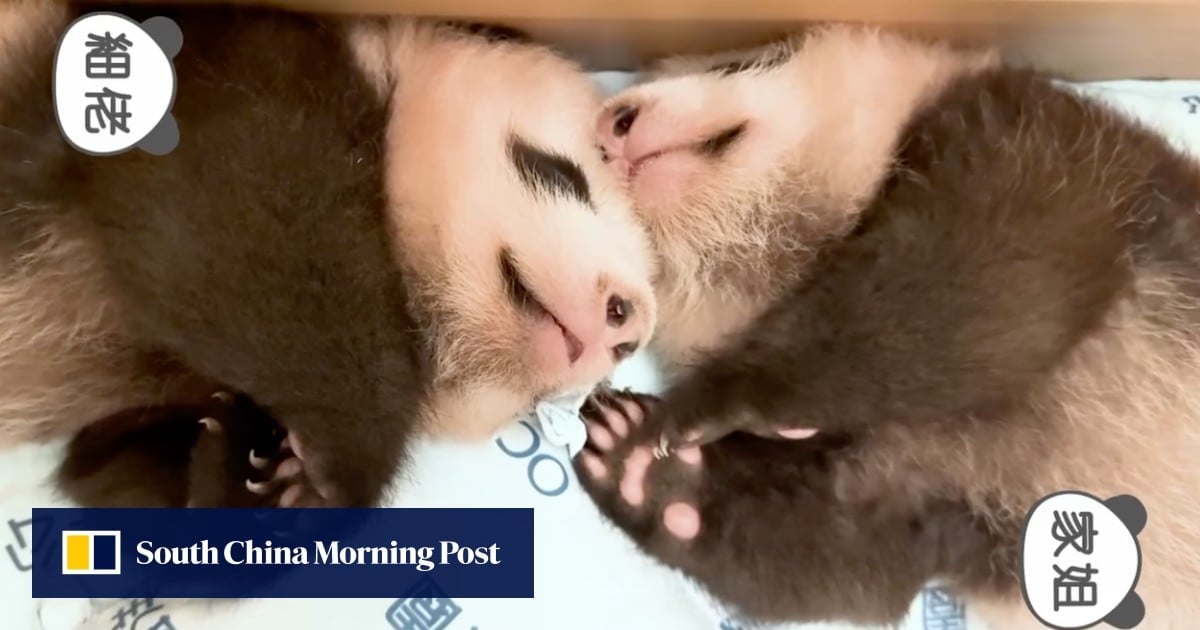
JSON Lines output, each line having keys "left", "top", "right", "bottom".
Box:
{"left": 362, "top": 23, "right": 659, "bottom": 437}
{"left": 593, "top": 25, "right": 997, "bottom": 363}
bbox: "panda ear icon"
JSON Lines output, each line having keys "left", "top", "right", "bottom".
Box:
{"left": 53, "top": 12, "right": 180, "bottom": 157}
{"left": 141, "top": 16, "right": 183, "bottom": 59}
{"left": 1020, "top": 490, "right": 1146, "bottom": 629}
{"left": 1103, "top": 591, "right": 1146, "bottom": 629}
{"left": 1104, "top": 494, "right": 1148, "bottom": 537}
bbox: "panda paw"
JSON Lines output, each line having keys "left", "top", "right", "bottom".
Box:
{"left": 574, "top": 389, "right": 706, "bottom": 546}
{"left": 187, "top": 392, "right": 327, "bottom": 508}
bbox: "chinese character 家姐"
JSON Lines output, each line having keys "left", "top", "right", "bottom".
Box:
{"left": 1052, "top": 510, "right": 1098, "bottom": 557}
{"left": 1053, "top": 564, "right": 1100, "bottom": 611}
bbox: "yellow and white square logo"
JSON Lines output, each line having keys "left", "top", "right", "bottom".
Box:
{"left": 62, "top": 530, "right": 121, "bottom": 575}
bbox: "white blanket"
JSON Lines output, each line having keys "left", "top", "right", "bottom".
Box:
{"left": 3, "top": 75, "right": 1198, "bottom": 630}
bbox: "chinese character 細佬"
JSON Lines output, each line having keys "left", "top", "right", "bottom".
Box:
{"left": 1053, "top": 564, "right": 1100, "bottom": 611}
{"left": 85, "top": 31, "right": 133, "bottom": 79}
{"left": 84, "top": 87, "right": 133, "bottom": 135}
{"left": 1052, "top": 510, "right": 1098, "bottom": 557}
{"left": 110, "top": 597, "right": 176, "bottom": 630}
{"left": 55, "top": 11, "right": 184, "bottom": 156}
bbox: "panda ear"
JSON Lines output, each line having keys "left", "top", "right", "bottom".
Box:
{"left": 1103, "top": 494, "right": 1147, "bottom": 536}
{"left": 1102, "top": 592, "right": 1146, "bottom": 630}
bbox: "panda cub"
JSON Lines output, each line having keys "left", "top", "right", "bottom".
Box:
{"left": 0, "top": 3, "right": 656, "bottom": 508}
{"left": 576, "top": 24, "right": 1200, "bottom": 628}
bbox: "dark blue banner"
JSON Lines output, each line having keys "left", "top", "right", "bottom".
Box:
{"left": 31, "top": 507, "right": 534, "bottom": 598}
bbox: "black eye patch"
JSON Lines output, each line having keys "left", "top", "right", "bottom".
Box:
{"left": 507, "top": 135, "right": 593, "bottom": 208}
{"left": 706, "top": 45, "right": 792, "bottom": 76}
{"left": 441, "top": 21, "right": 532, "bottom": 44}
{"left": 708, "top": 58, "right": 758, "bottom": 76}
{"left": 697, "top": 123, "right": 748, "bottom": 157}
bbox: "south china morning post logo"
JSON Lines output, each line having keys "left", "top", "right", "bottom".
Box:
{"left": 52, "top": 12, "right": 183, "bottom": 156}
{"left": 32, "top": 507, "right": 534, "bottom": 599}
{"left": 129, "top": 538, "right": 500, "bottom": 571}
{"left": 1020, "top": 491, "right": 1147, "bottom": 629}
{"left": 61, "top": 530, "right": 121, "bottom": 575}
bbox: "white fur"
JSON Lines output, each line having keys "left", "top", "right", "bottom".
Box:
{"left": 350, "top": 21, "right": 657, "bottom": 439}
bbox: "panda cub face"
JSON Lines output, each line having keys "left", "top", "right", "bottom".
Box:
{"left": 594, "top": 27, "right": 991, "bottom": 230}
{"left": 592, "top": 26, "right": 999, "bottom": 367}
{"left": 377, "top": 27, "right": 659, "bottom": 434}
{"left": 593, "top": 39, "right": 803, "bottom": 240}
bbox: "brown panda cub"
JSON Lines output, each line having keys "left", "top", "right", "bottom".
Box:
{"left": 573, "top": 24, "right": 1200, "bottom": 629}
{"left": 0, "top": 3, "right": 655, "bottom": 508}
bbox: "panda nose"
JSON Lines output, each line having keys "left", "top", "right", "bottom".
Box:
{"left": 612, "top": 105, "right": 638, "bottom": 137}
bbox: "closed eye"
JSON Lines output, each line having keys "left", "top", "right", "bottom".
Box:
{"left": 499, "top": 247, "right": 548, "bottom": 317}
{"left": 697, "top": 123, "right": 747, "bottom": 157}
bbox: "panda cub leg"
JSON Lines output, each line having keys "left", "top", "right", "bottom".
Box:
{"left": 188, "top": 392, "right": 332, "bottom": 508}
{"left": 187, "top": 392, "right": 286, "bottom": 508}
{"left": 575, "top": 390, "right": 706, "bottom": 544}
{"left": 575, "top": 387, "right": 818, "bottom": 547}
{"left": 57, "top": 392, "right": 325, "bottom": 508}
{"left": 573, "top": 388, "right": 1000, "bottom": 625}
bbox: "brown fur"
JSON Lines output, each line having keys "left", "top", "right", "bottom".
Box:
{"left": 611, "top": 30, "right": 996, "bottom": 376}
{"left": 0, "top": 3, "right": 655, "bottom": 509}
{"left": 2, "top": 1, "right": 414, "bottom": 508}
{"left": 56, "top": 391, "right": 286, "bottom": 508}
{"left": 577, "top": 25, "right": 1200, "bottom": 628}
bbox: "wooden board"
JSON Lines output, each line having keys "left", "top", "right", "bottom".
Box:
{"left": 105, "top": 0, "right": 1200, "bottom": 78}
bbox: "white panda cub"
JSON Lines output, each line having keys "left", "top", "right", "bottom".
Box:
{"left": 0, "top": 3, "right": 656, "bottom": 509}
{"left": 574, "top": 24, "right": 1200, "bottom": 629}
